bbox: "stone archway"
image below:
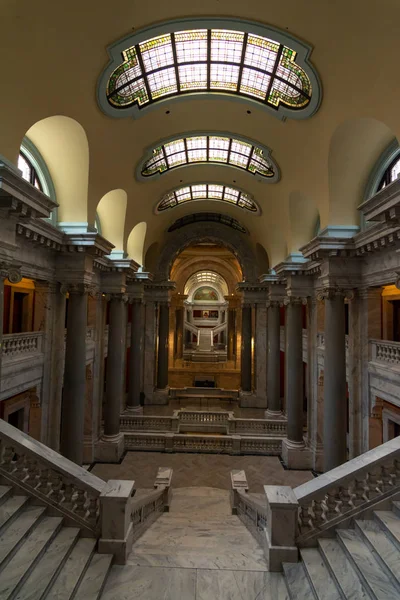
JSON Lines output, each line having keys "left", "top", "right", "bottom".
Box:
{"left": 155, "top": 222, "right": 257, "bottom": 283}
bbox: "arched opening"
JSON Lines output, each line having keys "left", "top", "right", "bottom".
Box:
{"left": 97, "top": 189, "right": 128, "bottom": 258}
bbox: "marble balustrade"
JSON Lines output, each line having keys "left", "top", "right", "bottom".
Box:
{"left": 2, "top": 331, "right": 44, "bottom": 358}
{"left": 370, "top": 338, "right": 400, "bottom": 364}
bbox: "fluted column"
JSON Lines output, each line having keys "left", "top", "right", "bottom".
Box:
{"left": 241, "top": 304, "right": 252, "bottom": 392}
{"left": 320, "top": 288, "right": 348, "bottom": 471}
{"left": 266, "top": 301, "right": 281, "bottom": 415}
{"left": 60, "top": 284, "right": 88, "bottom": 465}
{"left": 157, "top": 301, "right": 169, "bottom": 389}
{"left": 104, "top": 293, "right": 127, "bottom": 437}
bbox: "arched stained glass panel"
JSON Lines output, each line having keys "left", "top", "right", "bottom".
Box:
{"left": 139, "top": 134, "right": 278, "bottom": 180}
{"left": 156, "top": 183, "right": 259, "bottom": 213}
{"left": 99, "top": 19, "right": 321, "bottom": 121}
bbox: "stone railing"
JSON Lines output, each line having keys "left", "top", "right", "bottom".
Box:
{"left": 130, "top": 467, "right": 173, "bottom": 545}
{"left": 124, "top": 431, "right": 282, "bottom": 455}
{"left": 230, "top": 470, "right": 268, "bottom": 555}
{"left": 120, "top": 410, "right": 287, "bottom": 437}
{"left": 0, "top": 418, "right": 105, "bottom": 534}
{"left": 295, "top": 436, "right": 400, "bottom": 546}
{"left": 2, "top": 331, "right": 44, "bottom": 358}
{"left": 370, "top": 338, "right": 400, "bottom": 365}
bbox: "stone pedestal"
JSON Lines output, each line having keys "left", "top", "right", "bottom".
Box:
{"left": 95, "top": 433, "right": 124, "bottom": 463}
{"left": 281, "top": 438, "right": 312, "bottom": 469}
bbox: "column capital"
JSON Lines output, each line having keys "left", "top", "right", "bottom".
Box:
{"left": 266, "top": 300, "right": 281, "bottom": 308}
{"left": 316, "top": 287, "right": 354, "bottom": 301}
{"left": 128, "top": 295, "right": 143, "bottom": 305}
{"left": 0, "top": 262, "right": 22, "bottom": 284}
{"left": 60, "top": 282, "right": 95, "bottom": 296}
{"left": 282, "top": 296, "right": 307, "bottom": 307}
{"left": 105, "top": 292, "right": 129, "bottom": 303}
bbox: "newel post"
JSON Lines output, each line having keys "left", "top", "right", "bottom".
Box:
{"left": 264, "top": 485, "right": 299, "bottom": 571}
{"left": 98, "top": 479, "right": 135, "bottom": 564}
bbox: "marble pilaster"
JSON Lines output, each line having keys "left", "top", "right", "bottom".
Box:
{"left": 254, "top": 302, "right": 267, "bottom": 408}
{"left": 240, "top": 303, "right": 252, "bottom": 393}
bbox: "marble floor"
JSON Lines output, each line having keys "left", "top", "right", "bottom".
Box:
{"left": 91, "top": 452, "right": 314, "bottom": 493}
{"left": 101, "top": 488, "right": 289, "bottom": 600}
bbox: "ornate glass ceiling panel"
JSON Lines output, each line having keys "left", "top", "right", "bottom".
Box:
{"left": 99, "top": 19, "right": 321, "bottom": 120}
{"left": 156, "top": 183, "right": 259, "bottom": 213}
{"left": 138, "top": 134, "right": 279, "bottom": 181}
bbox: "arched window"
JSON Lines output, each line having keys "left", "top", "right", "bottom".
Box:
{"left": 98, "top": 18, "right": 321, "bottom": 121}
{"left": 378, "top": 152, "right": 400, "bottom": 191}
{"left": 138, "top": 133, "right": 279, "bottom": 181}
{"left": 156, "top": 183, "right": 259, "bottom": 213}
{"left": 18, "top": 137, "right": 57, "bottom": 224}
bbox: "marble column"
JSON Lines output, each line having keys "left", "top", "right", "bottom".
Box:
{"left": 104, "top": 294, "right": 127, "bottom": 437}
{"left": 60, "top": 285, "right": 88, "bottom": 465}
{"left": 157, "top": 302, "right": 169, "bottom": 389}
{"left": 282, "top": 297, "right": 311, "bottom": 468}
{"left": 241, "top": 304, "right": 252, "bottom": 392}
{"left": 255, "top": 302, "right": 267, "bottom": 406}
{"left": 127, "top": 298, "right": 143, "bottom": 412}
{"left": 175, "top": 307, "right": 183, "bottom": 359}
{"left": 228, "top": 308, "right": 235, "bottom": 359}
{"left": 266, "top": 301, "right": 281, "bottom": 415}
{"left": 322, "top": 289, "right": 347, "bottom": 471}
{"left": 307, "top": 296, "right": 323, "bottom": 471}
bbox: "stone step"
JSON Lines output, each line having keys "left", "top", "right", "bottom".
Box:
{"left": 46, "top": 537, "right": 97, "bottom": 599}
{"left": 374, "top": 510, "right": 400, "bottom": 550}
{"left": 74, "top": 554, "right": 113, "bottom": 600}
{"left": 0, "top": 497, "right": 29, "bottom": 533}
{"left": 0, "top": 516, "right": 63, "bottom": 599}
{"left": 356, "top": 518, "right": 400, "bottom": 588}
{"left": 318, "top": 537, "right": 370, "bottom": 599}
{"left": 0, "top": 488, "right": 12, "bottom": 507}
{"left": 0, "top": 506, "right": 46, "bottom": 569}
{"left": 282, "top": 562, "right": 315, "bottom": 600}
{"left": 300, "top": 547, "right": 341, "bottom": 600}
{"left": 14, "top": 527, "right": 80, "bottom": 600}
{"left": 337, "top": 528, "right": 399, "bottom": 599}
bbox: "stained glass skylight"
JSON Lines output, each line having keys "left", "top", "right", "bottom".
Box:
{"left": 100, "top": 19, "right": 320, "bottom": 119}
{"left": 156, "top": 184, "right": 259, "bottom": 213}
{"left": 140, "top": 134, "right": 277, "bottom": 180}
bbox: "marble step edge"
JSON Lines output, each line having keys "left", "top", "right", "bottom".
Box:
{"left": 0, "top": 496, "right": 30, "bottom": 535}
{"left": 373, "top": 510, "right": 400, "bottom": 551}
{"left": 318, "top": 537, "right": 372, "bottom": 600}
{"left": 44, "top": 537, "right": 98, "bottom": 598}
{"left": 5, "top": 516, "right": 64, "bottom": 599}
{"left": 0, "top": 487, "right": 12, "bottom": 507}
{"left": 355, "top": 518, "right": 400, "bottom": 592}
{"left": 299, "top": 547, "right": 342, "bottom": 600}
{"left": 0, "top": 505, "right": 47, "bottom": 574}
{"left": 336, "top": 528, "right": 399, "bottom": 599}
{"left": 14, "top": 526, "right": 81, "bottom": 600}
{"left": 74, "top": 553, "right": 114, "bottom": 600}
{"left": 282, "top": 561, "right": 316, "bottom": 600}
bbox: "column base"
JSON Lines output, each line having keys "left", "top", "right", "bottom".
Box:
{"left": 95, "top": 433, "right": 124, "bottom": 463}
{"left": 125, "top": 405, "right": 143, "bottom": 415}
{"left": 281, "top": 439, "right": 312, "bottom": 470}
{"left": 239, "top": 390, "right": 267, "bottom": 409}
{"left": 144, "top": 388, "right": 169, "bottom": 405}
{"left": 264, "top": 409, "right": 285, "bottom": 420}
{"left": 310, "top": 443, "right": 324, "bottom": 472}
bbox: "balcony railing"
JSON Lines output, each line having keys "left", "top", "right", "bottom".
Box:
{"left": 2, "top": 332, "right": 44, "bottom": 358}
{"left": 370, "top": 339, "right": 400, "bottom": 365}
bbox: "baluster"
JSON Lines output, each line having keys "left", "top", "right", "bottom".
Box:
{"left": 87, "top": 495, "right": 99, "bottom": 525}
{"left": 63, "top": 482, "right": 74, "bottom": 509}
{"left": 367, "top": 468, "right": 381, "bottom": 499}
{"left": 50, "top": 472, "right": 64, "bottom": 503}
{"left": 26, "top": 456, "right": 40, "bottom": 488}
{"left": 381, "top": 464, "right": 393, "bottom": 492}
{"left": 325, "top": 488, "right": 339, "bottom": 522}
{"left": 352, "top": 476, "right": 368, "bottom": 506}
{"left": 75, "top": 488, "right": 87, "bottom": 518}
{"left": 14, "top": 453, "right": 28, "bottom": 482}
{"left": 312, "top": 498, "right": 325, "bottom": 528}
{"left": 37, "top": 467, "right": 50, "bottom": 495}
{"left": 393, "top": 459, "right": 400, "bottom": 486}
{"left": 339, "top": 484, "right": 353, "bottom": 512}
{"left": 1, "top": 445, "right": 16, "bottom": 472}
{"left": 298, "top": 501, "right": 313, "bottom": 533}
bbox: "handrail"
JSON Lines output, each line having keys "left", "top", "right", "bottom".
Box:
{"left": 230, "top": 470, "right": 268, "bottom": 554}
{"left": 0, "top": 418, "right": 105, "bottom": 532}
{"left": 295, "top": 436, "right": 400, "bottom": 543}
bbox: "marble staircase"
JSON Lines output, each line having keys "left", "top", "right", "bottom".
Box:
{"left": 283, "top": 500, "right": 400, "bottom": 599}
{"left": 0, "top": 484, "right": 112, "bottom": 599}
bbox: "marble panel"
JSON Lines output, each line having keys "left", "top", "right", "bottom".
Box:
{"left": 102, "top": 565, "right": 196, "bottom": 600}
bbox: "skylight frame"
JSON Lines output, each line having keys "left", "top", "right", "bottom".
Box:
{"left": 155, "top": 182, "right": 260, "bottom": 214}
{"left": 136, "top": 131, "right": 280, "bottom": 183}
{"left": 167, "top": 212, "right": 248, "bottom": 234}
{"left": 98, "top": 18, "right": 321, "bottom": 121}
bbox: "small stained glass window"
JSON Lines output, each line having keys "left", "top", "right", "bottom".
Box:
{"left": 156, "top": 183, "right": 258, "bottom": 213}
{"left": 378, "top": 153, "right": 400, "bottom": 191}
{"left": 140, "top": 134, "right": 276, "bottom": 179}
{"left": 106, "top": 25, "right": 313, "bottom": 113}
{"left": 18, "top": 152, "right": 43, "bottom": 191}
